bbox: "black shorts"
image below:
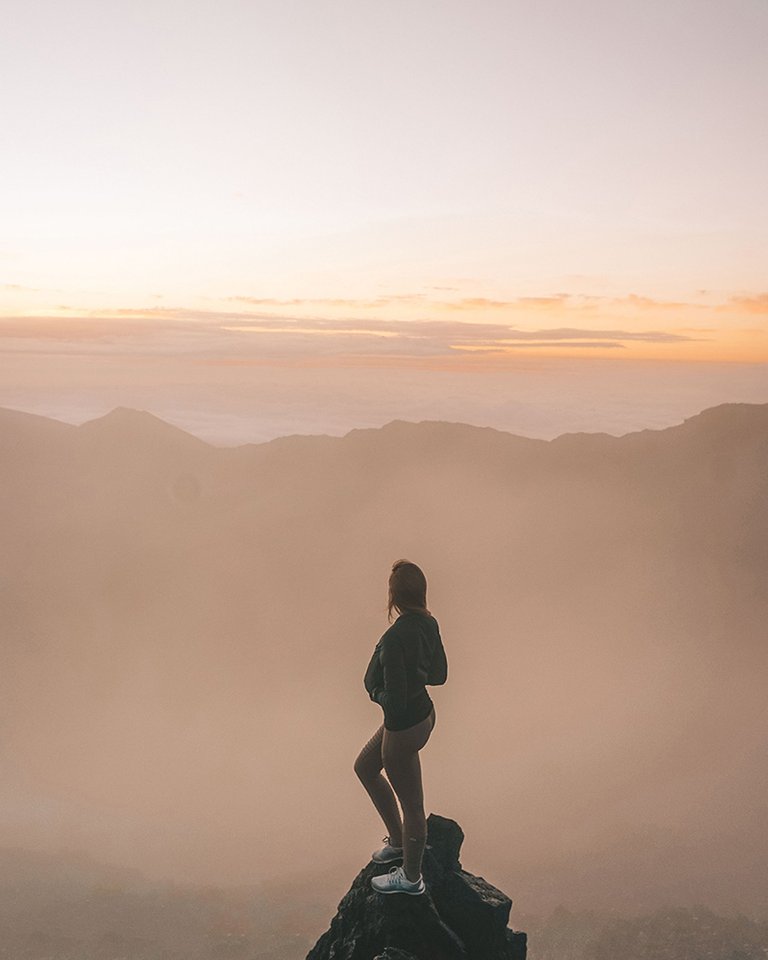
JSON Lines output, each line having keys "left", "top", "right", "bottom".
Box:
{"left": 384, "top": 690, "right": 434, "bottom": 732}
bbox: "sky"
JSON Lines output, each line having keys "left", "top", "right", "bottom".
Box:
{"left": 1, "top": 0, "right": 767, "bottom": 441}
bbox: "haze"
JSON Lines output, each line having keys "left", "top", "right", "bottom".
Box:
{"left": 1, "top": 402, "right": 766, "bottom": 925}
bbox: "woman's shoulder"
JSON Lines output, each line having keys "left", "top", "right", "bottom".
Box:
{"left": 379, "top": 620, "right": 406, "bottom": 643}
{"left": 397, "top": 608, "right": 436, "bottom": 619}
{"left": 402, "top": 608, "right": 438, "bottom": 622}
{"left": 395, "top": 611, "right": 440, "bottom": 634}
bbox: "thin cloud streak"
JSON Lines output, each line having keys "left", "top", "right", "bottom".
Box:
{"left": 227, "top": 292, "right": 715, "bottom": 313}
{"left": 721, "top": 294, "right": 768, "bottom": 314}
{"left": 2, "top": 285, "right": 766, "bottom": 363}
{"left": 0, "top": 312, "right": 700, "bottom": 365}
{"left": 453, "top": 342, "right": 628, "bottom": 351}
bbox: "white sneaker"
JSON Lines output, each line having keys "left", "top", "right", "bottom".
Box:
{"left": 370, "top": 864, "right": 425, "bottom": 896}
{"left": 371, "top": 836, "right": 403, "bottom": 864}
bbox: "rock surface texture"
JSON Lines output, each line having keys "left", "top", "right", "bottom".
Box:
{"left": 307, "top": 814, "right": 527, "bottom": 960}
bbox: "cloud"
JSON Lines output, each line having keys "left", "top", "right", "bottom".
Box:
{"left": 0, "top": 310, "right": 701, "bottom": 369}
{"left": 0, "top": 317, "right": 195, "bottom": 341}
{"left": 446, "top": 295, "right": 572, "bottom": 310}
{"left": 6, "top": 286, "right": 767, "bottom": 366}
{"left": 1, "top": 283, "right": 74, "bottom": 294}
{"left": 721, "top": 294, "right": 768, "bottom": 314}
{"left": 608, "top": 294, "right": 702, "bottom": 310}
{"left": 452, "top": 341, "right": 627, "bottom": 351}
{"left": 402, "top": 292, "right": 710, "bottom": 315}
{"left": 229, "top": 294, "right": 426, "bottom": 309}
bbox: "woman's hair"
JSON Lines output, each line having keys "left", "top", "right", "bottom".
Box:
{"left": 387, "top": 559, "right": 431, "bottom": 622}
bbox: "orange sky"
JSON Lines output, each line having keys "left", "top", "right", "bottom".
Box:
{"left": 2, "top": 0, "right": 767, "bottom": 434}
{"left": 1, "top": 291, "right": 766, "bottom": 363}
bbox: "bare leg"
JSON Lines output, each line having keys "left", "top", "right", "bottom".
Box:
{"left": 383, "top": 706, "right": 435, "bottom": 882}
{"left": 354, "top": 724, "right": 403, "bottom": 847}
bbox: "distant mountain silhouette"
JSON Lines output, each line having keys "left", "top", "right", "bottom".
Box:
{"left": 0, "top": 405, "right": 77, "bottom": 437}
{"left": 77, "top": 406, "right": 210, "bottom": 450}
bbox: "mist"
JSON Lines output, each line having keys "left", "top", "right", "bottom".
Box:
{"left": 1, "top": 401, "right": 766, "bottom": 936}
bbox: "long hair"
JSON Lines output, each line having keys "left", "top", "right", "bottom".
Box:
{"left": 387, "top": 559, "right": 431, "bottom": 622}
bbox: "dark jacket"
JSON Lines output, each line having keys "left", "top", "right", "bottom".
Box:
{"left": 363, "top": 610, "right": 448, "bottom": 730}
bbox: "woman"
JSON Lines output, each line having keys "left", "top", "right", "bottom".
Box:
{"left": 355, "top": 559, "right": 448, "bottom": 895}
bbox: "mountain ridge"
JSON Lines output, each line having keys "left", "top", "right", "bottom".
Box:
{"left": 1, "top": 400, "right": 766, "bottom": 452}
{"left": 75, "top": 405, "right": 212, "bottom": 451}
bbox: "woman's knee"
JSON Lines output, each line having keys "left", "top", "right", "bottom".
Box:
{"left": 354, "top": 754, "right": 380, "bottom": 782}
{"left": 354, "top": 728, "right": 384, "bottom": 779}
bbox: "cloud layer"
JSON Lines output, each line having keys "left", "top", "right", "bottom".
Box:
{"left": 5, "top": 287, "right": 766, "bottom": 365}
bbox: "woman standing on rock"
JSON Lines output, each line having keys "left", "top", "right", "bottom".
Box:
{"left": 355, "top": 559, "right": 448, "bottom": 895}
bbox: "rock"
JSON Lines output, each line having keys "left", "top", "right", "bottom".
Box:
{"left": 306, "top": 813, "right": 527, "bottom": 960}
{"left": 374, "top": 950, "right": 422, "bottom": 960}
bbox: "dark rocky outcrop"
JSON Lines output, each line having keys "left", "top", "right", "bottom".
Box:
{"left": 307, "top": 814, "right": 527, "bottom": 960}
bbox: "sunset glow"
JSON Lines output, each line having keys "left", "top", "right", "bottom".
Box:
{"left": 1, "top": 0, "right": 766, "bottom": 440}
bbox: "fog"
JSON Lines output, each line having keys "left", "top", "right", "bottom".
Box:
{"left": 3, "top": 348, "right": 768, "bottom": 447}
{"left": 1, "top": 401, "right": 766, "bottom": 928}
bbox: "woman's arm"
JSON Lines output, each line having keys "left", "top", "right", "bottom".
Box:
{"left": 427, "top": 630, "right": 448, "bottom": 685}
{"left": 363, "top": 642, "right": 383, "bottom": 701}
{"left": 379, "top": 634, "right": 408, "bottom": 726}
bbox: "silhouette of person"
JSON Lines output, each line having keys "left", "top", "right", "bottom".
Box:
{"left": 355, "top": 559, "right": 448, "bottom": 895}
